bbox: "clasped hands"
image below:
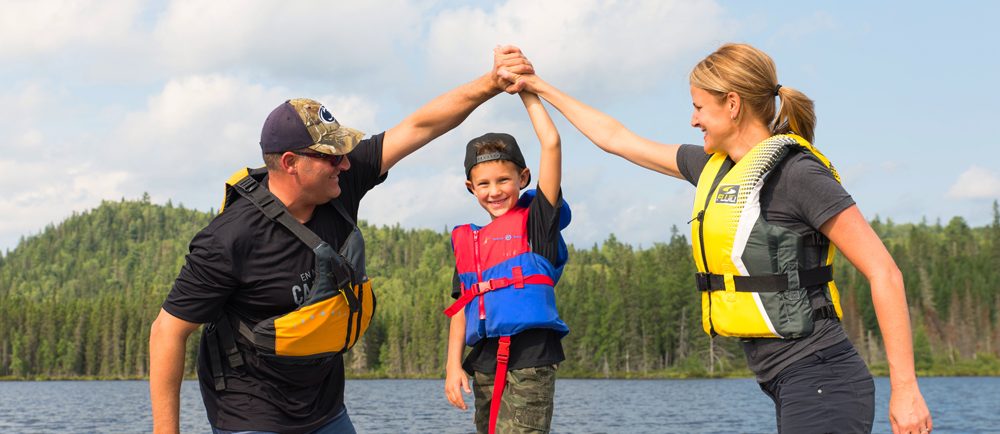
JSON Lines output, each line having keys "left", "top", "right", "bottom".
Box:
{"left": 491, "top": 45, "right": 534, "bottom": 94}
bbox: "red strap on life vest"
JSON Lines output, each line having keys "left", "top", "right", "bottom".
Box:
{"left": 442, "top": 268, "right": 554, "bottom": 317}
{"left": 489, "top": 336, "right": 511, "bottom": 434}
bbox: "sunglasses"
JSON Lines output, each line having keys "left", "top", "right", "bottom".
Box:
{"left": 293, "top": 151, "right": 346, "bottom": 165}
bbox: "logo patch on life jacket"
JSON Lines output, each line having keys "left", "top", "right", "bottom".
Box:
{"left": 490, "top": 234, "right": 522, "bottom": 242}
{"left": 715, "top": 185, "right": 740, "bottom": 204}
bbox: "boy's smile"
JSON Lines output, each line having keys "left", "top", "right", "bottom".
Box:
{"left": 466, "top": 160, "right": 530, "bottom": 219}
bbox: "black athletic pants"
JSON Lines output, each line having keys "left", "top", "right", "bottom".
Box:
{"left": 760, "top": 339, "right": 876, "bottom": 434}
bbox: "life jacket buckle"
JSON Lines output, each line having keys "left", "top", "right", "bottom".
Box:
{"left": 234, "top": 176, "right": 258, "bottom": 193}
{"left": 496, "top": 338, "right": 511, "bottom": 364}
{"left": 695, "top": 272, "right": 711, "bottom": 291}
{"left": 475, "top": 280, "right": 494, "bottom": 294}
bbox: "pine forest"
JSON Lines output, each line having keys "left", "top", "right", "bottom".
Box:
{"left": 1, "top": 196, "right": 998, "bottom": 380}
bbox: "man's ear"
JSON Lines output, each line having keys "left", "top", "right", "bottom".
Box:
{"left": 519, "top": 167, "right": 530, "bottom": 189}
{"left": 279, "top": 152, "right": 299, "bottom": 174}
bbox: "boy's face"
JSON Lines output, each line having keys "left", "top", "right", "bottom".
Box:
{"left": 466, "top": 160, "right": 530, "bottom": 219}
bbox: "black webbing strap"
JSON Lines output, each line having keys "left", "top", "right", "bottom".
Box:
{"left": 232, "top": 175, "right": 324, "bottom": 249}
{"left": 231, "top": 175, "right": 355, "bottom": 293}
{"left": 353, "top": 282, "right": 364, "bottom": 346}
{"left": 327, "top": 196, "right": 356, "bottom": 226}
{"left": 802, "top": 231, "right": 830, "bottom": 248}
{"left": 204, "top": 324, "right": 226, "bottom": 391}
{"left": 812, "top": 304, "right": 838, "bottom": 321}
{"left": 215, "top": 316, "right": 245, "bottom": 368}
{"left": 695, "top": 266, "right": 833, "bottom": 292}
{"left": 205, "top": 316, "right": 245, "bottom": 391}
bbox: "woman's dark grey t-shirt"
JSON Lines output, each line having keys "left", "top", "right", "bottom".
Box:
{"left": 676, "top": 143, "right": 855, "bottom": 383}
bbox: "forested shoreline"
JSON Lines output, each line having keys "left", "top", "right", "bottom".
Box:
{"left": 1, "top": 197, "right": 998, "bottom": 380}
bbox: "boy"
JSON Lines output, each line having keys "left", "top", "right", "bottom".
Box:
{"left": 443, "top": 92, "right": 570, "bottom": 434}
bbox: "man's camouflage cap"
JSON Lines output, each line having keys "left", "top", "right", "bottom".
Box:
{"left": 260, "top": 98, "right": 364, "bottom": 155}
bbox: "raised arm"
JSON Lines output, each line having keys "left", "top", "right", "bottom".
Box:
{"left": 820, "top": 206, "right": 932, "bottom": 434}
{"left": 520, "top": 92, "right": 561, "bottom": 206}
{"left": 380, "top": 47, "right": 535, "bottom": 175}
{"left": 149, "top": 308, "right": 202, "bottom": 434}
{"left": 496, "top": 52, "right": 683, "bottom": 179}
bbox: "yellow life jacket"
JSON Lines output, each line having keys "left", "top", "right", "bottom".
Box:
{"left": 206, "top": 167, "right": 375, "bottom": 390}
{"left": 690, "top": 134, "right": 843, "bottom": 339}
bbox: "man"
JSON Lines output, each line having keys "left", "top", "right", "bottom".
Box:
{"left": 149, "top": 47, "right": 532, "bottom": 434}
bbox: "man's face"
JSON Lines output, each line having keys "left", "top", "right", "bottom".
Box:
{"left": 466, "top": 160, "right": 528, "bottom": 219}
{"left": 293, "top": 150, "right": 352, "bottom": 203}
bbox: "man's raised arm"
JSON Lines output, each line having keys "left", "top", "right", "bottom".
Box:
{"left": 380, "top": 46, "right": 533, "bottom": 175}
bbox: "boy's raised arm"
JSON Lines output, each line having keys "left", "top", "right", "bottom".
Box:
{"left": 520, "top": 92, "right": 561, "bottom": 206}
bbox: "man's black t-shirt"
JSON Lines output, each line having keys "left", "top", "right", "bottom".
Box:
{"left": 451, "top": 188, "right": 567, "bottom": 375}
{"left": 163, "top": 133, "right": 386, "bottom": 433}
{"left": 676, "top": 143, "right": 854, "bottom": 383}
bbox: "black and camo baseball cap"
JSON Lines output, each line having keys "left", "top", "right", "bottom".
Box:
{"left": 260, "top": 98, "right": 365, "bottom": 155}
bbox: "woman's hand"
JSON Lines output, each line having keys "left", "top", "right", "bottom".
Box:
{"left": 889, "top": 380, "right": 933, "bottom": 434}
{"left": 493, "top": 45, "right": 533, "bottom": 94}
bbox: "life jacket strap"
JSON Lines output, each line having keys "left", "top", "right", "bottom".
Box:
{"left": 488, "top": 336, "right": 512, "bottom": 434}
{"left": 205, "top": 315, "right": 245, "bottom": 391}
{"left": 811, "top": 304, "right": 839, "bottom": 321}
{"left": 695, "top": 266, "right": 833, "bottom": 292}
{"left": 205, "top": 324, "right": 226, "bottom": 391}
{"left": 442, "top": 268, "right": 555, "bottom": 317}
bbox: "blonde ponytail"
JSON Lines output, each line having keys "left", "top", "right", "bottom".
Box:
{"left": 690, "top": 43, "right": 817, "bottom": 143}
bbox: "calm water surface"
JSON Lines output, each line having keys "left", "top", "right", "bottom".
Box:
{"left": 0, "top": 377, "right": 995, "bottom": 433}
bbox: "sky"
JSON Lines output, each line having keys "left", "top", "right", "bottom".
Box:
{"left": 1, "top": 0, "right": 998, "bottom": 253}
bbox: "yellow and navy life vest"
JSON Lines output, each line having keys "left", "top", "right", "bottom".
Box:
{"left": 205, "top": 167, "right": 375, "bottom": 391}
{"left": 690, "top": 134, "right": 842, "bottom": 339}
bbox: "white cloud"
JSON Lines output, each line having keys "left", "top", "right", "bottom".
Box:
{"left": 107, "top": 75, "right": 387, "bottom": 211}
{"left": 114, "top": 75, "right": 278, "bottom": 167}
{"left": 0, "top": 72, "right": 393, "bottom": 251}
{"left": 557, "top": 164, "right": 696, "bottom": 247}
{"left": 947, "top": 166, "right": 1000, "bottom": 199}
{"left": 152, "top": 1, "right": 424, "bottom": 84}
{"left": 0, "top": 159, "right": 129, "bottom": 249}
{"left": 425, "top": 0, "right": 728, "bottom": 97}
{"left": 361, "top": 169, "right": 477, "bottom": 230}
{"left": 0, "top": 0, "right": 141, "bottom": 58}
{"left": 0, "top": 83, "right": 53, "bottom": 156}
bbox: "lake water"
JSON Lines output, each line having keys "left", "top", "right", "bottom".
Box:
{"left": 0, "top": 377, "right": 995, "bottom": 433}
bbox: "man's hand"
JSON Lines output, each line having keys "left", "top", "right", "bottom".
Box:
{"left": 492, "top": 45, "right": 533, "bottom": 94}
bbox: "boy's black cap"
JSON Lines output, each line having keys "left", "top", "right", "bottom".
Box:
{"left": 464, "top": 132, "right": 530, "bottom": 185}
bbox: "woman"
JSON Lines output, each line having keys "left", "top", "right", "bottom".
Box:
{"left": 496, "top": 43, "right": 932, "bottom": 434}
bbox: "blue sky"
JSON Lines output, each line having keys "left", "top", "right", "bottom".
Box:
{"left": 1, "top": 1, "right": 997, "bottom": 253}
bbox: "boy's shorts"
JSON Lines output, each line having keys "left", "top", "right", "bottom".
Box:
{"left": 472, "top": 364, "right": 557, "bottom": 434}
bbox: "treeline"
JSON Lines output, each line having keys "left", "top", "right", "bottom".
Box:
{"left": 1, "top": 197, "right": 999, "bottom": 379}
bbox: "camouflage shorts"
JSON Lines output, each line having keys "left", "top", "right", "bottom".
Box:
{"left": 472, "top": 365, "right": 557, "bottom": 434}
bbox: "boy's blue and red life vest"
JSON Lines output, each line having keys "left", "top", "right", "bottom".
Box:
{"left": 444, "top": 190, "right": 570, "bottom": 344}
{"left": 443, "top": 190, "right": 570, "bottom": 434}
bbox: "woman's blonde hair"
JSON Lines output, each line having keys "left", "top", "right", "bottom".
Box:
{"left": 689, "top": 43, "right": 816, "bottom": 144}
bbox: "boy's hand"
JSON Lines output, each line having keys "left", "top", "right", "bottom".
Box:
{"left": 445, "top": 366, "right": 472, "bottom": 410}
{"left": 493, "top": 45, "right": 533, "bottom": 94}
